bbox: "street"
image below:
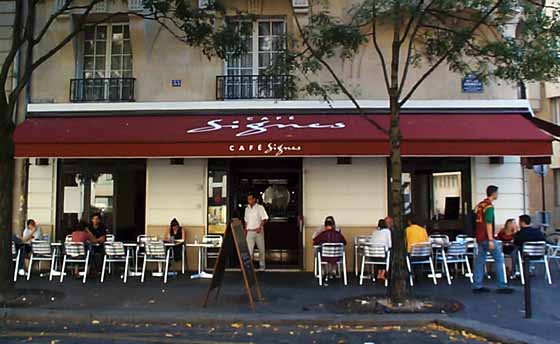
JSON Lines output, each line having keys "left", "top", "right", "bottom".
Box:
{"left": 0, "top": 319, "right": 500, "bottom": 344}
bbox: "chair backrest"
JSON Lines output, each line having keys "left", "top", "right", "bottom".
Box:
{"left": 106, "top": 234, "right": 115, "bottom": 243}
{"left": 137, "top": 234, "right": 157, "bottom": 245}
{"left": 363, "top": 244, "right": 387, "bottom": 258}
{"left": 446, "top": 242, "right": 467, "bottom": 256}
{"left": 11, "top": 241, "right": 17, "bottom": 256}
{"left": 410, "top": 242, "right": 432, "bottom": 257}
{"left": 203, "top": 235, "right": 223, "bottom": 246}
{"left": 146, "top": 240, "right": 166, "bottom": 257}
{"left": 354, "top": 235, "right": 371, "bottom": 246}
{"left": 65, "top": 234, "right": 72, "bottom": 242}
{"left": 429, "top": 234, "right": 449, "bottom": 246}
{"left": 522, "top": 241, "right": 547, "bottom": 257}
{"left": 321, "top": 243, "right": 345, "bottom": 258}
{"left": 31, "top": 240, "right": 52, "bottom": 256}
{"left": 105, "top": 241, "right": 125, "bottom": 256}
{"left": 64, "top": 242, "right": 86, "bottom": 257}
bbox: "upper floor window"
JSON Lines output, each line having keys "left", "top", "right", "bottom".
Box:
{"left": 71, "top": 23, "right": 134, "bottom": 102}
{"left": 217, "top": 19, "right": 290, "bottom": 100}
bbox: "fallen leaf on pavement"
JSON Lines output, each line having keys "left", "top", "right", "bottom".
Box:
{"left": 91, "top": 320, "right": 100, "bottom": 325}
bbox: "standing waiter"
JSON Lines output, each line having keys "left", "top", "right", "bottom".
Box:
{"left": 244, "top": 192, "right": 269, "bottom": 271}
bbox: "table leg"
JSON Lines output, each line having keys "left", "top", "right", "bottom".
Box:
{"left": 182, "top": 244, "right": 185, "bottom": 275}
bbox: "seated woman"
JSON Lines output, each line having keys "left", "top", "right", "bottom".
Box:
{"left": 370, "top": 219, "right": 392, "bottom": 280}
{"left": 496, "top": 218, "right": 518, "bottom": 278}
{"left": 165, "top": 218, "right": 186, "bottom": 261}
{"left": 70, "top": 222, "right": 97, "bottom": 277}
{"left": 313, "top": 217, "right": 347, "bottom": 283}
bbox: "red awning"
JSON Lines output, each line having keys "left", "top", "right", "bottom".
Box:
{"left": 13, "top": 113, "right": 552, "bottom": 158}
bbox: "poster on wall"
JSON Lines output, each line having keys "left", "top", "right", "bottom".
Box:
{"left": 63, "top": 186, "right": 81, "bottom": 213}
{"left": 208, "top": 205, "right": 227, "bottom": 234}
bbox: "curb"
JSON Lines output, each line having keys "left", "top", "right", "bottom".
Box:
{"left": 2, "top": 308, "right": 557, "bottom": 344}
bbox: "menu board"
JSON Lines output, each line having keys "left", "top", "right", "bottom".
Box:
{"left": 204, "top": 218, "right": 262, "bottom": 310}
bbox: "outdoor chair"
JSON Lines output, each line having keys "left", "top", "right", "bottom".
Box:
{"left": 518, "top": 241, "right": 552, "bottom": 285}
{"left": 135, "top": 234, "right": 157, "bottom": 273}
{"left": 101, "top": 241, "right": 130, "bottom": 283}
{"left": 203, "top": 234, "right": 222, "bottom": 269}
{"left": 27, "top": 240, "right": 56, "bottom": 281}
{"left": 105, "top": 234, "right": 115, "bottom": 243}
{"left": 141, "top": 240, "right": 171, "bottom": 284}
{"left": 65, "top": 234, "right": 72, "bottom": 242}
{"left": 12, "top": 241, "right": 22, "bottom": 282}
{"left": 354, "top": 235, "right": 371, "bottom": 277}
{"left": 359, "top": 244, "right": 390, "bottom": 287}
{"left": 317, "top": 243, "right": 347, "bottom": 286}
{"left": 482, "top": 240, "right": 508, "bottom": 285}
{"left": 60, "top": 242, "right": 90, "bottom": 283}
{"left": 429, "top": 234, "right": 450, "bottom": 247}
{"left": 547, "top": 243, "right": 560, "bottom": 269}
{"left": 406, "top": 242, "right": 437, "bottom": 286}
{"left": 437, "top": 241, "right": 473, "bottom": 285}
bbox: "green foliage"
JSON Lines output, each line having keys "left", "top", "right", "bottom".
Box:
{"left": 277, "top": 0, "right": 560, "bottom": 102}
{"left": 143, "top": 0, "right": 249, "bottom": 59}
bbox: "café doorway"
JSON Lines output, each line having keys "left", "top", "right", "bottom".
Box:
{"left": 229, "top": 158, "right": 303, "bottom": 270}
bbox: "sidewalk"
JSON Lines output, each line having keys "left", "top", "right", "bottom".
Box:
{"left": 6, "top": 269, "right": 560, "bottom": 343}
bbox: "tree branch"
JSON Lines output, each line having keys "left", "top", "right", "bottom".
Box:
{"left": 372, "top": 15, "right": 391, "bottom": 92}
{"left": 291, "top": 2, "right": 388, "bottom": 136}
{"left": 399, "top": 0, "right": 506, "bottom": 106}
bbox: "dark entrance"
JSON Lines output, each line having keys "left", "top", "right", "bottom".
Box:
{"left": 396, "top": 158, "right": 472, "bottom": 238}
{"left": 56, "top": 159, "right": 146, "bottom": 242}
{"left": 229, "top": 158, "right": 303, "bottom": 269}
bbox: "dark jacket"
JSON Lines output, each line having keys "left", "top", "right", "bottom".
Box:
{"left": 514, "top": 226, "right": 545, "bottom": 251}
{"left": 313, "top": 229, "right": 347, "bottom": 264}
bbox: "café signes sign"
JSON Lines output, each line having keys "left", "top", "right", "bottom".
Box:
{"left": 186, "top": 116, "right": 346, "bottom": 156}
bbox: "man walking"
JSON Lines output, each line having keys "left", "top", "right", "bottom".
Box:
{"left": 244, "top": 192, "right": 269, "bottom": 271}
{"left": 472, "top": 185, "right": 513, "bottom": 294}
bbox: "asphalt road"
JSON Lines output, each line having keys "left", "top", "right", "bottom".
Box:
{"left": 0, "top": 319, "right": 501, "bottom": 344}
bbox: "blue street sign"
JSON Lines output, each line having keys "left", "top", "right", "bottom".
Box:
{"left": 462, "top": 74, "right": 483, "bottom": 93}
{"left": 171, "top": 79, "right": 182, "bottom": 87}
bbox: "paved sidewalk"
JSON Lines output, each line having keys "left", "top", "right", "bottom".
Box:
{"left": 6, "top": 268, "right": 560, "bottom": 343}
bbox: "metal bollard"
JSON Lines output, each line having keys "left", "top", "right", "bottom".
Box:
{"left": 523, "top": 254, "right": 532, "bottom": 319}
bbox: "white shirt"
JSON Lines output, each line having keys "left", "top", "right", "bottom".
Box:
{"left": 22, "top": 226, "right": 43, "bottom": 243}
{"left": 370, "top": 228, "right": 392, "bottom": 249}
{"left": 244, "top": 203, "right": 269, "bottom": 230}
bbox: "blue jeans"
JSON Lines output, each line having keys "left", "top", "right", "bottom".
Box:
{"left": 473, "top": 240, "right": 507, "bottom": 289}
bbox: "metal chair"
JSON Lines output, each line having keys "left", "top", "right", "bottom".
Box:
{"left": 65, "top": 234, "right": 72, "bottom": 242}
{"left": 354, "top": 235, "right": 371, "bottom": 277}
{"left": 12, "top": 241, "right": 22, "bottom": 282}
{"left": 429, "top": 234, "right": 450, "bottom": 247}
{"left": 105, "top": 234, "right": 115, "bottom": 243}
{"left": 518, "top": 241, "right": 552, "bottom": 285}
{"left": 547, "top": 243, "right": 560, "bottom": 269}
{"left": 101, "top": 241, "right": 130, "bottom": 283}
{"left": 483, "top": 240, "right": 508, "bottom": 285}
{"left": 437, "top": 241, "right": 473, "bottom": 285}
{"left": 359, "top": 244, "right": 390, "bottom": 287}
{"left": 135, "top": 234, "right": 157, "bottom": 274}
{"left": 317, "top": 243, "right": 347, "bottom": 286}
{"left": 141, "top": 240, "right": 171, "bottom": 284}
{"left": 27, "top": 240, "right": 56, "bottom": 281}
{"left": 406, "top": 242, "right": 437, "bottom": 286}
{"left": 203, "top": 234, "right": 222, "bottom": 265}
{"left": 60, "top": 242, "right": 90, "bottom": 283}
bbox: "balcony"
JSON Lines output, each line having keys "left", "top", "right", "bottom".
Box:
{"left": 216, "top": 75, "right": 292, "bottom": 100}
{"left": 70, "top": 78, "right": 135, "bottom": 102}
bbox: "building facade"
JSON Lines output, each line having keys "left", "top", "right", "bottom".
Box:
{"left": 13, "top": 0, "right": 554, "bottom": 272}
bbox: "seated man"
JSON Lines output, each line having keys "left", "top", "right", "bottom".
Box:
{"left": 405, "top": 216, "right": 429, "bottom": 253}
{"left": 512, "top": 214, "right": 546, "bottom": 275}
{"left": 22, "top": 219, "right": 43, "bottom": 243}
{"left": 313, "top": 218, "right": 347, "bottom": 284}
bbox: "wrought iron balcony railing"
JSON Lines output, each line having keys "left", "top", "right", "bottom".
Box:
{"left": 216, "top": 75, "right": 292, "bottom": 100}
{"left": 70, "top": 78, "right": 135, "bottom": 102}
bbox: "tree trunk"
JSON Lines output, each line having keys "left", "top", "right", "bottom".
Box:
{"left": 388, "top": 97, "right": 407, "bottom": 304}
{"left": 0, "top": 105, "right": 16, "bottom": 302}
{"left": 12, "top": 158, "right": 28, "bottom": 236}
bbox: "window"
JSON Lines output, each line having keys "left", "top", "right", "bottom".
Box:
{"left": 78, "top": 23, "right": 133, "bottom": 101}
{"left": 432, "top": 172, "right": 462, "bottom": 220}
{"left": 552, "top": 98, "right": 560, "bottom": 125}
{"left": 555, "top": 169, "right": 560, "bottom": 206}
{"left": 221, "top": 19, "right": 287, "bottom": 99}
